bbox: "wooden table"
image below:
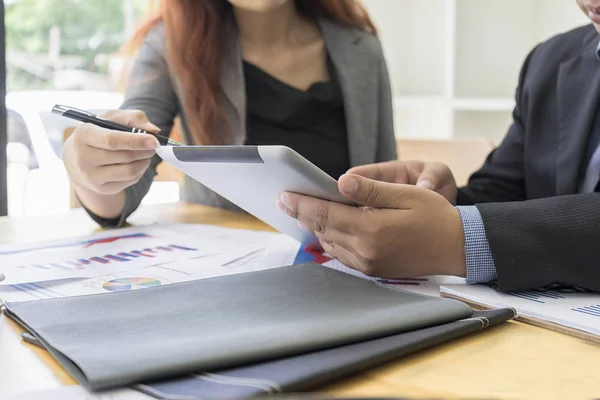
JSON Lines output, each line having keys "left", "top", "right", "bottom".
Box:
{"left": 1, "top": 202, "right": 599, "bottom": 399}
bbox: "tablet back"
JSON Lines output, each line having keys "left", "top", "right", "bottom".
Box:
{"left": 155, "top": 145, "right": 354, "bottom": 244}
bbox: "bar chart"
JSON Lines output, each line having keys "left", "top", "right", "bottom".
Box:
{"left": 18, "top": 244, "right": 198, "bottom": 272}
{"left": 572, "top": 305, "right": 600, "bottom": 318}
{"left": 1, "top": 227, "right": 208, "bottom": 285}
{"left": 506, "top": 289, "right": 566, "bottom": 304}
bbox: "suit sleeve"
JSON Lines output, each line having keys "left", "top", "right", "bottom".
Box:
{"left": 374, "top": 45, "right": 398, "bottom": 163}
{"left": 455, "top": 46, "right": 540, "bottom": 205}
{"left": 81, "top": 24, "right": 179, "bottom": 228}
{"left": 476, "top": 194, "right": 600, "bottom": 292}
{"left": 454, "top": 42, "right": 600, "bottom": 292}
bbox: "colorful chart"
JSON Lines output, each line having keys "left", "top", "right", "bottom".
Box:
{"left": 0, "top": 233, "right": 152, "bottom": 255}
{"left": 294, "top": 247, "right": 333, "bottom": 265}
{"left": 16, "top": 244, "right": 198, "bottom": 272}
{"left": 102, "top": 277, "right": 161, "bottom": 292}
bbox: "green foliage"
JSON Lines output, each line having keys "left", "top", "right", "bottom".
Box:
{"left": 6, "top": 0, "right": 150, "bottom": 55}
{"left": 5, "top": 0, "right": 151, "bottom": 90}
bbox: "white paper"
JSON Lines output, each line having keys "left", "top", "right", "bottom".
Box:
{"left": 0, "top": 221, "right": 465, "bottom": 302}
{"left": 1, "top": 386, "right": 151, "bottom": 400}
{"left": 0, "top": 225, "right": 260, "bottom": 285}
{"left": 441, "top": 284, "right": 600, "bottom": 336}
{"left": 0, "top": 228, "right": 302, "bottom": 303}
{"left": 322, "top": 258, "right": 466, "bottom": 296}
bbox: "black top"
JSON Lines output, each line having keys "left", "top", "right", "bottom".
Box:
{"left": 243, "top": 58, "right": 350, "bottom": 179}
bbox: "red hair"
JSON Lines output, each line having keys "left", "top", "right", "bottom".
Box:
{"left": 126, "top": 0, "right": 377, "bottom": 145}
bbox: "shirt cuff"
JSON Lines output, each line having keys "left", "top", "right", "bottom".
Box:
{"left": 456, "top": 206, "right": 497, "bottom": 284}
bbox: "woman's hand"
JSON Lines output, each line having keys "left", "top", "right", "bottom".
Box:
{"left": 62, "top": 109, "right": 160, "bottom": 196}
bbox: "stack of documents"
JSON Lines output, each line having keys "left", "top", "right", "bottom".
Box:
{"left": 441, "top": 284, "right": 600, "bottom": 343}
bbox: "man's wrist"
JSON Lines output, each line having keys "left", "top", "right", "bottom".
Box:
{"left": 445, "top": 206, "right": 467, "bottom": 277}
{"left": 455, "top": 205, "right": 497, "bottom": 284}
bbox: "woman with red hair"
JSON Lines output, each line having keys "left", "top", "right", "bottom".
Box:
{"left": 62, "top": 0, "right": 397, "bottom": 226}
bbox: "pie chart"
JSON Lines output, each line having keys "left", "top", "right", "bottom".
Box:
{"left": 102, "top": 277, "right": 161, "bottom": 292}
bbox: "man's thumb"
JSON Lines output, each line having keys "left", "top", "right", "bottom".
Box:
{"left": 415, "top": 162, "right": 449, "bottom": 191}
{"left": 338, "top": 174, "right": 413, "bottom": 209}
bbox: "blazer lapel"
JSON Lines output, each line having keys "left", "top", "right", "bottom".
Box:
{"left": 556, "top": 33, "right": 600, "bottom": 195}
{"left": 319, "top": 18, "right": 379, "bottom": 167}
{"left": 219, "top": 17, "right": 246, "bottom": 144}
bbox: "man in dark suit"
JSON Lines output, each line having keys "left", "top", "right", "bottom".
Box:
{"left": 277, "top": 1, "right": 600, "bottom": 292}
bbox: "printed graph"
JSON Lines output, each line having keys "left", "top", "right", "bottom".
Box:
{"left": 102, "top": 277, "right": 162, "bottom": 292}
{"left": 10, "top": 281, "right": 66, "bottom": 300}
{"left": 294, "top": 247, "right": 333, "bottom": 265}
{"left": 572, "top": 305, "right": 600, "bottom": 318}
{"left": 221, "top": 249, "right": 266, "bottom": 269}
{"left": 506, "top": 289, "right": 566, "bottom": 304}
{"left": 0, "top": 233, "right": 152, "bottom": 255}
{"left": 15, "top": 244, "right": 197, "bottom": 272}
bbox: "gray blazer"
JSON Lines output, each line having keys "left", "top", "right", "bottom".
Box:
{"left": 115, "top": 16, "right": 397, "bottom": 225}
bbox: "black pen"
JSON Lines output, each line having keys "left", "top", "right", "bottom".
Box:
{"left": 51, "top": 104, "right": 183, "bottom": 146}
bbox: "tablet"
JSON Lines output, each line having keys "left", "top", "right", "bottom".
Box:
{"left": 155, "top": 145, "right": 356, "bottom": 244}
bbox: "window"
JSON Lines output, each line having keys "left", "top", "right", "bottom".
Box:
{"left": 5, "top": 0, "right": 178, "bottom": 217}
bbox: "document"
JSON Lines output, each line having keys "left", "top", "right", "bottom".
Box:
{"left": 0, "top": 224, "right": 261, "bottom": 286}
{"left": 0, "top": 222, "right": 465, "bottom": 302}
{"left": 2, "top": 386, "right": 150, "bottom": 400}
{"left": 323, "top": 258, "right": 466, "bottom": 296}
{"left": 440, "top": 284, "right": 600, "bottom": 340}
{"left": 0, "top": 227, "right": 300, "bottom": 303}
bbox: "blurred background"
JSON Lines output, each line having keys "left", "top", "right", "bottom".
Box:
{"left": 3, "top": 0, "right": 590, "bottom": 218}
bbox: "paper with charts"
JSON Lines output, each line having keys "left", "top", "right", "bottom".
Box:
{"left": 0, "top": 227, "right": 302, "bottom": 303}
{"left": 440, "top": 284, "right": 600, "bottom": 338}
{"left": 164, "top": 224, "right": 466, "bottom": 296}
{"left": 0, "top": 224, "right": 263, "bottom": 286}
{"left": 0, "top": 222, "right": 463, "bottom": 303}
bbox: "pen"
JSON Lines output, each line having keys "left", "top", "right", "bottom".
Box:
{"left": 51, "top": 104, "right": 183, "bottom": 146}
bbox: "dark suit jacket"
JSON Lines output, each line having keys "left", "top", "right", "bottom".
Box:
{"left": 457, "top": 24, "right": 600, "bottom": 292}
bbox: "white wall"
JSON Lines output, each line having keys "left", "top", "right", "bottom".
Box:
{"left": 361, "top": 0, "right": 590, "bottom": 143}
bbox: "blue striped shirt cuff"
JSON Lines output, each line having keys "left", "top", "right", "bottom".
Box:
{"left": 456, "top": 206, "right": 497, "bottom": 284}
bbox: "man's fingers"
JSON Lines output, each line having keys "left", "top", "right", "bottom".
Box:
{"left": 338, "top": 174, "right": 419, "bottom": 209}
{"left": 319, "top": 240, "right": 366, "bottom": 274}
{"left": 347, "top": 161, "right": 412, "bottom": 183}
{"left": 278, "top": 193, "right": 359, "bottom": 235}
{"left": 346, "top": 162, "right": 391, "bottom": 181}
{"left": 415, "top": 162, "right": 455, "bottom": 191}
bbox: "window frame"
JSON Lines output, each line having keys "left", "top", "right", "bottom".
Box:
{"left": 0, "top": 0, "right": 7, "bottom": 217}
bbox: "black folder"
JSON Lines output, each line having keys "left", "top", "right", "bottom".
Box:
{"left": 3, "top": 263, "right": 513, "bottom": 392}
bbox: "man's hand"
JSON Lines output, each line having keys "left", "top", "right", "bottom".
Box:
{"left": 277, "top": 174, "right": 467, "bottom": 279}
{"left": 348, "top": 160, "right": 458, "bottom": 204}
